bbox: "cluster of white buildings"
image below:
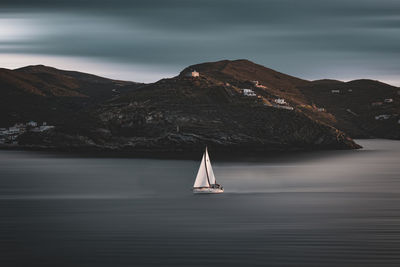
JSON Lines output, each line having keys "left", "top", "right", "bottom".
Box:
{"left": 0, "top": 121, "right": 54, "bottom": 145}
{"left": 239, "top": 80, "right": 296, "bottom": 111}
{"left": 240, "top": 88, "right": 293, "bottom": 110}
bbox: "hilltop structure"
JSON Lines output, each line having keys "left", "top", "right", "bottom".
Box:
{"left": 185, "top": 70, "right": 199, "bottom": 78}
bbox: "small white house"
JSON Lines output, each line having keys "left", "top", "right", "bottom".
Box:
{"left": 185, "top": 70, "right": 199, "bottom": 78}
{"left": 375, "top": 114, "right": 390, "bottom": 120}
{"left": 274, "top": 98, "right": 286, "bottom": 105}
{"left": 26, "top": 121, "right": 38, "bottom": 127}
{"left": 348, "top": 89, "right": 353, "bottom": 92}
{"left": 331, "top": 90, "right": 340, "bottom": 93}
{"left": 241, "top": 89, "right": 256, "bottom": 97}
{"left": 384, "top": 98, "right": 393, "bottom": 103}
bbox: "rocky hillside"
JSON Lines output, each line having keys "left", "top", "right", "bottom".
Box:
{"left": 184, "top": 60, "right": 400, "bottom": 140}
{"left": 17, "top": 61, "right": 360, "bottom": 154}
{"left": 5, "top": 59, "right": 400, "bottom": 154}
{"left": 183, "top": 59, "right": 309, "bottom": 104}
{"left": 298, "top": 79, "right": 400, "bottom": 139}
{"left": 0, "top": 65, "right": 142, "bottom": 127}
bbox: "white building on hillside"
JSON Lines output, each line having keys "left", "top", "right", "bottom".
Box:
{"left": 274, "top": 98, "right": 286, "bottom": 105}
{"left": 331, "top": 90, "right": 340, "bottom": 93}
{"left": 26, "top": 121, "right": 38, "bottom": 127}
{"left": 241, "top": 89, "right": 256, "bottom": 97}
{"left": 185, "top": 70, "right": 199, "bottom": 77}
{"left": 375, "top": 114, "right": 390, "bottom": 120}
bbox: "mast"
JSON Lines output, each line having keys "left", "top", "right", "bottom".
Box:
{"left": 204, "top": 147, "right": 211, "bottom": 187}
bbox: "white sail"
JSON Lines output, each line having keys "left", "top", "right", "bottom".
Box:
{"left": 193, "top": 147, "right": 223, "bottom": 193}
{"left": 193, "top": 152, "right": 209, "bottom": 188}
{"left": 205, "top": 148, "right": 216, "bottom": 185}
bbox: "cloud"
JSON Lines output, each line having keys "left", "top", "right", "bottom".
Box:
{"left": 0, "top": 0, "right": 399, "bottom": 84}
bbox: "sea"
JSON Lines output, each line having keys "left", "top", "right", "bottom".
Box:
{"left": 1, "top": 139, "right": 399, "bottom": 266}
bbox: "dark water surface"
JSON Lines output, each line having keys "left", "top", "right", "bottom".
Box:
{"left": 1, "top": 140, "right": 400, "bottom": 266}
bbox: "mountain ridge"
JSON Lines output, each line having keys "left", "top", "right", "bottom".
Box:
{"left": 1, "top": 59, "right": 399, "bottom": 154}
{"left": 0, "top": 65, "right": 143, "bottom": 127}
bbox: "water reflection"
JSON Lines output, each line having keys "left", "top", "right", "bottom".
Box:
{"left": 0, "top": 139, "right": 399, "bottom": 266}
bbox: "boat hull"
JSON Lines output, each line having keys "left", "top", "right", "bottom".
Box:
{"left": 193, "top": 188, "right": 224, "bottom": 194}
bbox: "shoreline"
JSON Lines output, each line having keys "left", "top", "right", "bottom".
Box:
{"left": 0, "top": 142, "right": 367, "bottom": 160}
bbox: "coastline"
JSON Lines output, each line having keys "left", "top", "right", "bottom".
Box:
{"left": 0, "top": 140, "right": 365, "bottom": 160}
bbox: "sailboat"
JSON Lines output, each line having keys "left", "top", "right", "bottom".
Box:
{"left": 193, "top": 147, "right": 224, "bottom": 193}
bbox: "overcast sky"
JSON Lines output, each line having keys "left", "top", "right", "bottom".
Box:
{"left": 1, "top": 0, "right": 400, "bottom": 85}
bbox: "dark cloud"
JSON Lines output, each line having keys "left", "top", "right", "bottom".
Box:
{"left": 1, "top": 0, "right": 400, "bottom": 84}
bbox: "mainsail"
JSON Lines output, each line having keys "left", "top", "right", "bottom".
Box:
{"left": 205, "top": 148, "right": 216, "bottom": 185}
{"left": 193, "top": 147, "right": 216, "bottom": 188}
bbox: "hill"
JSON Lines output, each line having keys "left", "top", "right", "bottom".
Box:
{"left": 182, "top": 59, "right": 310, "bottom": 104}
{"left": 0, "top": 65, "right": 142, "bottom": 127}
{"left": 17, "top": 60, "right": 360, "bottom": 153}
{"left": 4, "top": 59, "right": 400, "bottom": 154}
{"left": 298, "top": 79, "right": 400, "bottom": 139}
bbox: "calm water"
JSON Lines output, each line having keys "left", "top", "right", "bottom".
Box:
{"left": 1, "top": 140, "right": 400, "bottom": 266}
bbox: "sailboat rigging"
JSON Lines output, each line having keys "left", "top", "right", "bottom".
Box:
{"left": 193, "top": 147, "right": 224, "bottom": 194}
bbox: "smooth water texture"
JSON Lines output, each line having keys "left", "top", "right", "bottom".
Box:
{"left": 1, "top": 140, "right": 400, "bottom": 266}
